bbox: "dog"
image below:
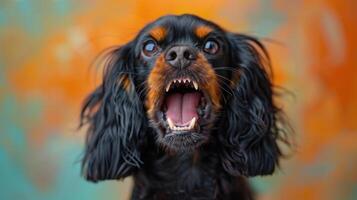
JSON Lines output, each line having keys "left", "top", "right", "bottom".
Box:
{"left": 80, "top": 14, "right": 289, "bottom": 199}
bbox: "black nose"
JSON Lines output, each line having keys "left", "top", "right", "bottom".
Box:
{"left": 165, "top": 46, "right": 197, "bottom": 68}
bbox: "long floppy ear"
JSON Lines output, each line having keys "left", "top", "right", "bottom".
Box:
{"left": 80, "top": 43, "right": 146, "bottom": 182}
{"left": 218, "top": 33, "right": 288, "bottom": 176}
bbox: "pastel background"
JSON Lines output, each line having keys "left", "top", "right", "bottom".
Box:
{"left": 0, "top": 0, "right": 356, "bottom": 199}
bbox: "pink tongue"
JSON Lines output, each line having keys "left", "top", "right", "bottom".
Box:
{"left": 165, "top": 92, "right": 201, "bottom": 125}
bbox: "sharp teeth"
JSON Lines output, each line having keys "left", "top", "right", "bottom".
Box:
{"left": 167, "top": 118, "right": 175, "bottom": 129}
{"left": 193, "top": 81, "right": 198, "bottom": 90}
{"left": 166, "top": 82, "right": 172, "bottom": 92}
{"left": 188, "top": 117, "right": 196, "bottom": 129}
{"left": 168, "top": 118, "right": 196, "bottom": 131}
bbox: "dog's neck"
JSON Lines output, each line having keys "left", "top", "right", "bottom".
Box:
{"left": 133, "top": 142, "right": 220, "bottom": 199}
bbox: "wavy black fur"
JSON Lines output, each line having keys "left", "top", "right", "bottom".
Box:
{"left": 218, "top": 33, "right": 285, "bottom": 177}
{"left": 80, "top": 43, "right": 147, "bottom": 181}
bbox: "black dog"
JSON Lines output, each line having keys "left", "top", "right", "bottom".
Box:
{"left": 80, "top": 14, "right": 289, "bottom": 199}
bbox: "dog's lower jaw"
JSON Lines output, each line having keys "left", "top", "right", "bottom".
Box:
{"left": 130, "top": 142, "right": 254, "bottom": 200}
{"left": 156, "top": 132, "right": 209, "bottom": 153}
{"left": 150, "top": 108, "right": 217, "bottom": 153}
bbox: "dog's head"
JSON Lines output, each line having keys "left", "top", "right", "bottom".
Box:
{"left": 80, "top": 14, "right": 288, "bottom": 181}
{"left": 142, "top": 15, "right": 228, "bottom": 151}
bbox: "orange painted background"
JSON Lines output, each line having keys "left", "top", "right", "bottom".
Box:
{"left": 0, "top": 0, "right": 356, "bottom": 199}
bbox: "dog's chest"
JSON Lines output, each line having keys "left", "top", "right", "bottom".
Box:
{"left": 133, "top": 152, "right": 219, "bottom": 199}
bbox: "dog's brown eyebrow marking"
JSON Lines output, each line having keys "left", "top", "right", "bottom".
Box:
{"left": 149, "top": 26, "right": 167, "bottom": 42}
{"left": 195, "top": 25, "right": 213, "bottom": 38}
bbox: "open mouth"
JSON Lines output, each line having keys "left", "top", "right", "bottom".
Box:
{"left": 160, "top": 77, "right": 210, "bottom": 134}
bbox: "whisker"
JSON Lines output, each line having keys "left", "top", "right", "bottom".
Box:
{"left": 215, "top": 74, "right": 235, "bottom": 85}
{"left": 217, "top": 85, "right": 229, "bottom": 103}
{"left": 215, "top": 74, "right": 237, "bottom": 95}
{"left": 217, "top": 81, "right": 234, "bottom": 99}
{"left": 214, "top": 66, "right": 240, "bottom": 72}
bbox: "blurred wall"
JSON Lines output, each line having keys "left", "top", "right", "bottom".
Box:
{"left": 0, "top": 0, "right": 356, "bottom": 199}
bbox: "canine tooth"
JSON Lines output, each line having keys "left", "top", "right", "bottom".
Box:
{"left": 193, "top": 81, "right": 198, "bottom": 90}
{"left": 188, "top": 117, "right": 196, "bottom": 129}
{"left": 167, "top": 118, "right": 175, "bottom": 129}
{"left": 166, "top": 83, "right": 172, "bottom": 92}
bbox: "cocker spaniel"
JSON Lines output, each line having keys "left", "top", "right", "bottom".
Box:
{"left": 80, "top": 14, "right": 289, "bottom": 200}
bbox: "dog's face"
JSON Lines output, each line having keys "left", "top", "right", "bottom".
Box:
{"left": 132, "top": 15, "right": 231, "bottom": 151}
{"left": 80, "top": 14, "right": 287, "bottom": 181}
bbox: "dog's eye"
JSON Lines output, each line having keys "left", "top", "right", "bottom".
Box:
{"left": 203, "top": 40, "right": 219, "bottom": 55}
{"left": 143, "top": 40, "right": 158, "bottom": 56}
